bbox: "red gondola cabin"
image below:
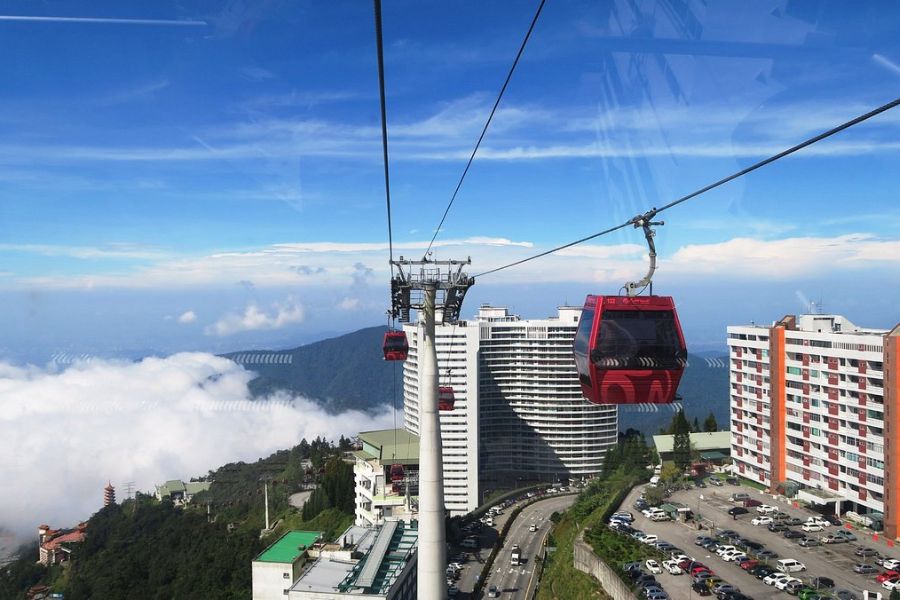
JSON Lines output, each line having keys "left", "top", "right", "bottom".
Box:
{"left": 438, "top": 387, "right": 455, "bottom": 411}
{"left": 389, "top": 464, "right": 404, "bottom": 482}
{"left": 383, "top": 331, "right": 409, "bottom": 361}
{"left": 573, "top": 295, "right": 687, "bottom": 405}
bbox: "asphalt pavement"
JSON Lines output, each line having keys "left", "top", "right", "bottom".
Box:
{"left": 482, "top": 493, "right": 577, "bottom": 599}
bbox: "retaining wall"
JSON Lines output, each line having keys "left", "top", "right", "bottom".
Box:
{"left": 573, "top": 530, "right": 636, "bottom": 600}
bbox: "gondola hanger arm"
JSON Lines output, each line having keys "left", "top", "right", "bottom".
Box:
{"left": 624, "top": 208, "right": 664, "bottom": 297}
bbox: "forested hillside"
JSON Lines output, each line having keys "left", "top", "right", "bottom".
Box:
{"left": 0, "top": 438, "right": 357, "bottom": 600}
{"left": 224, "top": 326, "right": 397, "bottom": 413}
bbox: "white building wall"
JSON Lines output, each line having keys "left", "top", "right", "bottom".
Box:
{"left": 402, "top": 305, "right": 617, "bottom": 515}
{"left": 252, "top": 561, "right": 297, "bottom": 600}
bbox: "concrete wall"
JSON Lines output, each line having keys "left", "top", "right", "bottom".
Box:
{"left": 572, "top": 530, "right": 635, "bottom": 600}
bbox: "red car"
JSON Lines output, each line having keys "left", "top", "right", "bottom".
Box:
{"left": 739, "top": 559, "right": 759, "bottom": 571}
{"left": 877, "top": 571, "right": 899, "bottom": 583}
{"left": 692, "top": 566, "right": 713, "bottom": 576}
{"left": 744, "top": 499, "right": 763, "bottom": 507}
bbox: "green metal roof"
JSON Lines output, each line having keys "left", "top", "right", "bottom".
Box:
{"left": 652, "top": 431, "right": 731, "bottom": 454}
{"left": 358, "top": 428, "right": 419, "bottom": 464}
{"left": 255, "top": 531, "right": 323, "bottom": 564}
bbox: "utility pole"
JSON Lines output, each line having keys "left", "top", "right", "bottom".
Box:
{"left": 390, "top": 256, "right": 474, "bottom": 600}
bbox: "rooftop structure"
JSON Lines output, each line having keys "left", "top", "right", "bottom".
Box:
{"left": 288, "top": 522, "right": 417, "bottom": 599}
{"left": 103, "top": 482, "right": 116, "bottom": 506}
{"left": 257, "top": 531, "right": 324, "bottom": 563}
{"left": 252, "top": 530, "right": 324, "bottom": 600}
{"left": 38, "top": 523, "right": 86, "bottom": 566}
{"left": 355, "top": 429, "right": 420, "bottom": 527}
{"left": 155, "top": 479, "right": 211, "bottom": 505}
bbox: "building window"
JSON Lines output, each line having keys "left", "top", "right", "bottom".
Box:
{"left": 284, "top": 573, "right": 290, "bottom": 579}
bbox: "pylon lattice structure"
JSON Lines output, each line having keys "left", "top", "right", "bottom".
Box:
{"left": 390, "top": 257, "right": 474, "bottom": 600}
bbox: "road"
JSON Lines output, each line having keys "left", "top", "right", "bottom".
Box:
{"left": 483, "top": 494, "right": 577, "bottom": 599}
{"left": 618, "top": 483, "right": 895, "bottom": 600}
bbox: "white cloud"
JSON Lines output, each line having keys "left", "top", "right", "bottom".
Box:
{"left": 338, "top": 297, "right": 360, "bottom": 311}
{"left": 206, "top": 299, "right": 305, "bottom": 336}
{"left": 0, "top": 353, "right": 393, "bottom": 540}
{"left": 177, "top": 310, "right": 197, "bottom": 324}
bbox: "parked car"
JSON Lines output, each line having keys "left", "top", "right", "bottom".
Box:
{"left": 876, "top": 570, "right": 899, "bottom": 583}
{"left": 663, "top": 560, "right": 683, "bottom": 575}
{"left": 835, "top": 590, "right": 859, "bottom": 600}
{"left": 757, "top": 505, "right": 778, "bottom": 515}
{"left": 784, "top": 530, "right": 804, "bottom": 539}
{"left": 731, "top": 493, "right": 751, "bottom": 502}
{"left": 768, "top": 523, "right": 788, "bottom": 533}
{"left": 764, "top": 573, "right": 790, "bottom": 586}
{"left": 487, "top": 585, "right": 501, "bottom": 598}
{"left": 739, "top": 559, "right": 759, "bottom": 571}
{"left": 645, "top": 560, "right": 663, "bottom": 574}
{"left": 726, "top": 478, "right": 739, "bottom": 485}
{"left": 693, "top": 582, "right": 712, "bottom": 596}
{"left": 751, "top": 516, "right": 773, "bottom": 526}
{"left": 799, "top": 537, "right": 820, "bottom": 547}
{"left": 728, "top": 507, "right": 749, "bottom": 517}
{"left": 755, "top": 549, "right": 779, "bottom": 560}
{"left": 821, "top": 535, "right": 848, "bottom": 544}
{"left": 776, "top": 577, "right": 803, "bottom": 591}
{"left": 855, "top": 546, "right": 880, "bottom": 557}
{"left": 811, "top": 577, "right": 835, "bottom": 589}
{"left": 805, "top": 517, "right": 830, "bottom": 528}
{"left": 823, "top": 515, "right": 842, "bottom": 526}
{"left": 709, "top": 478, "right": 724, "bottom": 487}
{"left": 750, "top": 565, "right": 775, "bottom": 578}
{"left": 835, "top": 530, "right": 856, "bottom": 541}
{"left": 801, "top": 523, "right": 824, "bottom": 533}
{"left": 785, "top": 580, "right": 806, "bottom": 595}
{"left": 785, "top": 517, "right": 804, "bottom": 526}
{"left": 854, "top": 563, "right": 878, "bottom": 574}
{"left": 883, "top": 559, "right": 900, "bottom": 571}
{"left": 744, "top": 498, "right": 762, "bottom": 507}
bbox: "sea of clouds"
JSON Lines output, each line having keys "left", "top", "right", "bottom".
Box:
{"left": 0, "top": 353, "right": 392, "bottom": 547}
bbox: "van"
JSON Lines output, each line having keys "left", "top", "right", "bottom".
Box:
{"left": 460, "top": 538, "right": 479, "bottom": 549}
{"left": 650, "top": 512, "right": 670, "bottom": 522}
{"left": 731, "top": 493, "right": 750, "bottom": 502}
{"left": 776, "top": 559, "right": 806, "bottom": 573}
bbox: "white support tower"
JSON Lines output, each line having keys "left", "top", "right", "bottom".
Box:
{"left": 390, "top": 257, "right": 474, "bottom": 600}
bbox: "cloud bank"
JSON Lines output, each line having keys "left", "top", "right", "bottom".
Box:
{"left": 206, "top": 298, "right": 305, "bottom": 336}
{"left": 0, "top": 353, "right": 392, "bottom": 541}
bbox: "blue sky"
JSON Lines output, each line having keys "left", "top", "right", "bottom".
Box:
{"left": 0, "top": 0, "right": 899, "bottom": 360}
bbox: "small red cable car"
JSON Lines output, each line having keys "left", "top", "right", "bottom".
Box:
{"left": 573, "top": 295, "right": 687, "bottom": 405}
{"left": 382, "top": 331, "right": 409, "bottom": 361}
{"left": 389, "top": 464, "right": 404, "bottom": 482}
{"left": 438, "top": 387, "right": 455, "bottom": 411}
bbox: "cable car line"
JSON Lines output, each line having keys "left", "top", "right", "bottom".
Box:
{"left": 473, "top": 96, "right": 900, "bottom": 278}
{"left": 423, "top": 0, "right": 547, "bottom": 259}
{"left": 374, "top": 0, "right": 394, "bottom": 269}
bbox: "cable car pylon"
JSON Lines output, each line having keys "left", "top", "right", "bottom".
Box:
{"left": 390, "top": 256, "right": 474, "bottom": 600}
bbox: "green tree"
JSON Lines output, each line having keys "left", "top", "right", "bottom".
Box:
{"left": 671, "top": 409, "right": 692, "bottom": 472}
{"left": 890, "top": 589, "right": 900, "bottom": 600}
{"left": 659, "top": 463, "right": 681, "bottom": 484}
{"left": 704, "top": 411, "right": 719, "bottom": 432}
{"left": 692, "top": 417, "right": 700, "bottom": 433}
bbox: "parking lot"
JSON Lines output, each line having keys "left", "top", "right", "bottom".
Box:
{"left": 616, "top": 480, "right": 897, "bottom": 600}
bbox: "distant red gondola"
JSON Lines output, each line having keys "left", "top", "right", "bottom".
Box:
{"left": 390, "top": 464, "right": 404, "bottom": 482}
{"left": 383, "top": 331, "right": 409, "bottom": 361}
{"left": 573, "top": 295, "right": 687, "bottom": 405}
{"left": 438, "top": 387, "right": 455, "bottom": 411}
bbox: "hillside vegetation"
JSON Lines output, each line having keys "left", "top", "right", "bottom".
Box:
{"left": 0, "top": 438, "right": 356, "bottom": 600}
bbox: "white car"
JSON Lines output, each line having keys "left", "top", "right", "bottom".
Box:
{"left": 721, "top": 550, "right": 744, "bottom": 562}
{"left": 751, "top": 516, "right": 774, "bottom": 526}
{"left": 775, "top": 577, "right": 802, "bottom": 591}
{"left": 641, "top": 534, "right": 659, "bottom": 544}
{"left": 801, "top": 522, "right": 824, "bottom": 532}
{"left": 757, "top": 505, "right": 778, "bottom": 514}
{"left": 716, "top": 545, "right": 737, "bottom": 556}
{"left": 883, "top": 559, "right": 900, "bottom": 570}
{"left": 646, "top": 559, "right": 663, "bottom": 574}
{"left": 529, "top": 523, "right": 538, "bottom": 532}
{"left": 764, "top": 573, "right": 790, "bottom": 586}
{"left": 883, "top": 580, "right": 900, "bottom": 591}
{"left": 806, "top": 517, "right": 830, "bottom": 527}
{"left": 662, "top": 560, "right": 683, "bottom": 575}
{"left": 671, "top": 554, "right": 690, "bottom": 563}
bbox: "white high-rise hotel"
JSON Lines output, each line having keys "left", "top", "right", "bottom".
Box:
{"left": 403, "top": 305, "right": 618, "bottom": 515}
{"left": 728, "top": 313, "right": 900, "bottom": 537}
